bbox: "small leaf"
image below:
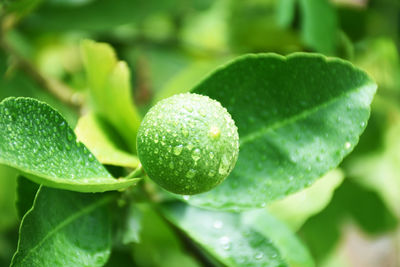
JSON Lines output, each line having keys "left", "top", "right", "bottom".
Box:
{"left": 81, "top": 40, "right": 141, "bottom": 152}
{"left": 299, "top": 0, "right": 338, "bottom": 54}
{"left": 243, "top": 209, "right": 315, "bottom": 267}
{"left": 162, "top": 202, "right": 287, "bottom": 267}
{"left": 0, "top": 97, "right": 140, "bottom": 192}
{"left": 11, "top": 187, "right": 113, "bottom": 267}
{"left": 268, "top": 169, "right": 344, "bottom": 231}
{"left": 277, "top": 0, "right": 297, "bottom": 28}
{"left": 188, "top": 53, "right": 376, "bottom": 210}
{"left": 75, "top": 113, "right": 140, "bottom": 168}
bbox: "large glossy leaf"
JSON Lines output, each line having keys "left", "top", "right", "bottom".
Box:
{"left": 81, "top": 40, "right": 141, "bottom": 153}
{"left": 188, "top": 53, "right": 376, "bottom": 210}
{"left": 11, "top": 187, "right": 112, "bottom": 267}
{"left": 0, "top": 97, "right": 140, "bottom": 192}
{"left": 162, "top": 202, "right": 287, "bottom": 267}
{"left": 16, "top": 176, "right": 39, "bottom": 220}
{"left": 243, "top": 209, "right": 315, "bottom": 267}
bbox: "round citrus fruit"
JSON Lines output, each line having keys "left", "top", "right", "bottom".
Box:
{"left": 137, "top": 93, "right": 239, "bottom": 195}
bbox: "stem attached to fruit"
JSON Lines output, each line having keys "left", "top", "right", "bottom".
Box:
{"left": 125, "top": 164, "right": 145, "bottom": 180}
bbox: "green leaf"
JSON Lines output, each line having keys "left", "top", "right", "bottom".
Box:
{"left": 0, "top": 165, "right": 18, "bottom": 231}
{"left": 16, "top": 176, "right": 39, "bottom": 219}
{"left": 11, "top": 187, "right": 112, "bottom": 267}
{"left": 277, "top": 0, "right": 297, "bottom": 28}
{"left": 24, "top": 0, "right": 178, "bottom": 32}
{"left": 243, "top": 209, "right": 315, "bottom": 267}
{"left": 162, "top": 202, "right": 287, "bottom": 267}
{"left": 268, "top": 169, "right": 344, "bottom": 230}
{"left": 81, "top": 40, "right": 141, "bottom": 153}
{"left": 299, "top": 0, "right": 338, "bottom": 54}
{"left": 188, "top": 53, "right": 376, "bottom": 210}
{"left": 75, "top": 113, "right": 140, "bottom": 168}
{"left": 0, "top": 97, "right": 140, "bottom": 192}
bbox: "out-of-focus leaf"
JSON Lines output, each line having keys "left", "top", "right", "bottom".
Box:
{"left": 118, "top": 203, "right": 143, "bottom": 245}
{"left": 299, "top": 179, "right": 397, "bottom": 263}
{"left": 299, "top": 0, "right": 338, "bottom": 54}
{"left": 104, "top": 250, "right": 135, "bottom": 267}
{"left": 188, "top": 53, "right": 376, "bottom": 210}
{"left": 75, "top": 113, "right": 140, "bottom": 168}
{"left": 11, "top": 187, "right": 113, "bottom": 267}
{"left": 277, "top": 0, "right": 297, "bottom": 28}
{"left": 345, "top": 106, "right": 400, "bottom": 218}
{"left": 23, "top": 0, "right": 171, "bottom": 32}
{"left": 0, "top": 50, "right": 78, "bottom": 126}
{"left": 244, "top": 209, "right": 315, "bottom": 267}
{"left": 15, "top": 176, "right": 39, "bottom": 220}
{"left": 228, "top": 0, "right": 301, "bottom": 52}
{"left": 0, "top": 97, "right": 140, "bottom": 192}
{"left": 154, "top": 58, "right": 229, "bottom": 103}
{"left": 181, "top": 0, "right": 228, "bottom": 54}
{"left": 4, "top": 0, "right": 43, "bottom": 18}
{"left": 268, "top": 169, "right": 344, "bottom": 231}
{"left": 132, "top": 204, "right": 200, "bottom": 267}
{"left": 162, "top": 202, "right": 287, "bottom": 267}
{"left": 81, "top": 40, "right": 141, "bottom": 153}
{"left": 355, "top": 38, "right": 400, "bottom": 93}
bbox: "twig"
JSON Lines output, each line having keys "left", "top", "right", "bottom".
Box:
{"left": 0, "top": 38, "right": 83, "bottom": 110}
{"left": 0, "top": 12, "right": 82, "bottom": 110}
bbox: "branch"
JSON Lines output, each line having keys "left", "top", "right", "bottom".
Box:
{"left": 0, "top": 38, "right": 83, "bottom": 110}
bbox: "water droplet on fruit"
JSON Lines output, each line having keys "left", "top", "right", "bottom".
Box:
{"left": 198, "top": 109, "right": 206, "bottom": 117}
{"left": 184, "top": 104, "right": 193, "bottom": 112}
{"left": 183, "top": 195, "right": 190, "bottom": 200}
{"left": 186, "top": 143, "right": 194, "bottom": 151}
{"left": 186, "top": 169, "right": 196, "bottom": 178}
{"left": 173, "top": 145, "right": 183, "bottom": 155}
{"left": 209, "top": 152, "right": 214, "bottom": 159}
{"left": 208, "top": 170, "right": 215, "bottom": 177}
{"left": 182, "top": 127, "right": 189, "bottom": 137}
{"left": 192, "top": 148, "right": 201, "bottom": 162}
{"left": 209, "top": 126, "right": 221, "bottom": 139}
{"left": 218, "top": 155, "right": 230, "bottom": 175}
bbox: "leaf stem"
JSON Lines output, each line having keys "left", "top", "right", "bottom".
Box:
{"left": 125, "top": 164, "right": 144, "bottom": 180}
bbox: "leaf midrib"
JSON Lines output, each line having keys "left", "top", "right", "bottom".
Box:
{"left": 239, "top": 83, "right": 374, "bottom": 146}
{"left": 17, "top": 193, "right": 112, "bottom": 265}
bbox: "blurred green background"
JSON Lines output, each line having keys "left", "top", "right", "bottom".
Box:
{"left": 0, "top": 0, "right": 399, "bottom": 266}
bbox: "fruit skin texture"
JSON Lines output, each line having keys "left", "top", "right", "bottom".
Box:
{"left": 137, "top": 93, "right": 239, "bottom": 195}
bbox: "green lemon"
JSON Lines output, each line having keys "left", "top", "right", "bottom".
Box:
{"left": 137, "top": 93, "right": 239, "bottom": 195}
